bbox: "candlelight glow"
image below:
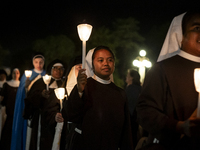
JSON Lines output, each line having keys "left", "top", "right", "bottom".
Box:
{"left": 194, "top": 69, "right": 200, "bottom": 92}
{"left": 43, "top": 74, "right": 51, "bottom": 85}
{"left": 54, "top": 88, "right": 65, "bottom": 100}
{"left": 25, "top": 70, "right": 32, "bottom": 78}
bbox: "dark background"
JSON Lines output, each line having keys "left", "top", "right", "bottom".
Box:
{"left": 0, "top": 1, "right": 189, "bottom": 50}
{"left": 0, "top": 1, "right": 192, "bottom": 85}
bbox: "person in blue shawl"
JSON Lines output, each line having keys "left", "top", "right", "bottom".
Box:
{"left": 11, "top": 53, "right": 46, "bottom": 150}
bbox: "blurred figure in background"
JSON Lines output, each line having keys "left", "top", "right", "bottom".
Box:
{"left": 125, "top": 69, "right": 141, "bottom": 149}
{"left": 23, "top": 59, "right": 65, "bottom": 150}
{"left": 0, "top": 68, "right": 20, "bottom": 150}
{"left": 11, "top": 53, "right": 46, "bottom": 150}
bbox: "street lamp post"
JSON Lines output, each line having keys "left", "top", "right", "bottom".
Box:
{"left": 133, "top": 50, "right": 152, "bottom": 84}
{"left": 77, "top": 23, "right": 93, "bottom": 69}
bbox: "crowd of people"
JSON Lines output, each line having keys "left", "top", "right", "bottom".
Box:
{"left": 0, "top": 9, "right": 199, "bottom": 150}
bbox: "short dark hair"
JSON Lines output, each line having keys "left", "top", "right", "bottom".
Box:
{"left": 92, "top": 46, "right": 115, "bottom": 69}
{"left": 182, "top": 9, "right": 200, "bottom": 35}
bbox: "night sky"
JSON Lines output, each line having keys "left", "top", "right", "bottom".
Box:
{"left": 0, "top": 1, "right": 190, "bottom": 59}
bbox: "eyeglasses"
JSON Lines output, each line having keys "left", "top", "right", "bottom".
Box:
{"left": 52, "top": 66, "right": 65, "bottom": 71}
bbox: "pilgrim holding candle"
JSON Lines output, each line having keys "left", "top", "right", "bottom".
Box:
{"left": 23, "top": 59, "right": 65, "bottom": 150}
{"left": 136, "top": 9, "right": 200, "bottom": 149}
{"left": 10, "top": 53, "right": 46, "bottom": 150}
{"left": 62, "top": 46, "right": 133, "bottom": 150}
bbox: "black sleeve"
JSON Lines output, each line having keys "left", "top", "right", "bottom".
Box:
{"left": 62, "top": 85, "right": 85, "bottom": 123}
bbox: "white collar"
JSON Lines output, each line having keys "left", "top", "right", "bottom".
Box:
{"left": 92, "top": 74, "right": 111, "bottom": 84}
{"left": 178, "top": 50, "right": 200, "bottom": 63}
{"left": 51, "top": 76, "right": 61, "bottom": 81}
{"left": 34, "top": 69, "right": 43, "bottom": 74}
{"left": 7, "top": 79, "right": 20, "bottom": 87}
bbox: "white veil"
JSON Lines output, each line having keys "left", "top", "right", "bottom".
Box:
{"left": 157, "top": 13, "right": 186, "bottom": 62}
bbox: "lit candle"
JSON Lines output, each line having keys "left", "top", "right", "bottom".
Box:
{"left": 43, "top": 74, "right": 51, "bottom": 91}
{"left": 54, "top": 88, "right": 65, "bottom": 111}
{"left": 194, "top": 68, "right": 200, "bottom": 117}
{"left": 25, "top": 70, "right": 32, "bottom": 78}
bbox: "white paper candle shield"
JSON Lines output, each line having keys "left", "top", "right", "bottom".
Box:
{"left": 194, "top": 68, "right": 200, "bottom": 117}
{"left": 25, "top": 70, "right": 32, "bottom": 78}
{"left": 54, "top": 88, "right": 65, "bottom": 110}
{"left": 43, "top": 75, "right": 51, "bottom": 90}
{"left": 52, "top": 87, "right": 65, "bottom": 150}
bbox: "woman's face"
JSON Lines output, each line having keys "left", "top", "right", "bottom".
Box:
{"left": 33, "top": 58, "right": 44, "bottom": 71}
{"left": 93, "top": 49, "right": 115, "bottom": 80}
{"left": 12, "top": 69, "right": 20, "bottom": 80}
{"left": 182, "top": 13, "right": 200, "bottom": 57}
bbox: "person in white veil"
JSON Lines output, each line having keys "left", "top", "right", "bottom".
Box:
{"left": 65, "top": 56, "right": 82, "bottom": 96}
{"left": 85, "top": 48, "right": 114, "bottom": 82}
{"left": 136, "top": 9, "right": 200, "bottom": 149}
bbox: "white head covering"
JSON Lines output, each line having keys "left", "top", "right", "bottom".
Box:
{"left": 85, "top": 48, "right": 114, "bottom": 82}
{"left": 66, "top": 66, "right": 77, "bottom": 95}
{"left": 157, "top": 13, "right": 186, "bottom": 62}
{"left": 85, "top": 48, "right": 95, "bottom": 77}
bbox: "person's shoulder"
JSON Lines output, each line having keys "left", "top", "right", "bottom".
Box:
{"left": 110, "top": 82, "right": 125, "bottom": 92}
{"left": 158, "top": 55, "right": 181, "bottom": 64}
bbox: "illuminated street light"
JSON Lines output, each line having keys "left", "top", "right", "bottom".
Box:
{"left": 77, "top": 23, "right": 93, "bottom": 69}
{"left": 133, "top": 50, "right": 152, "bottom": 84}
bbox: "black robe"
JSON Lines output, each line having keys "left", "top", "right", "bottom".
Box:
{"left": 136, "top": 55, "right": 200, "bottom": 149}
{"left": 62, "top": 77, "right": 133, "bottom": 150}
{"left": 0, "top": 82, "right": 18, "bottom": 150}
{"left": 24, "top": 77, "right": 63, "bottom": 150}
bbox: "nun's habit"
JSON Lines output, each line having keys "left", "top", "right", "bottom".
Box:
{"left": 11, "top": 55, "right": 46, "bottom": 150}
{"left": 0, "top": 69, "right": 20, "bottom": 150}
{"left": 62, "top": 48, "right": 133, "bottom": 149}
{"left": 136, "top": 12, "right": 200, "bottom": 149}
{"left": 23, "top": 59, "right": 65, "bottom": 150}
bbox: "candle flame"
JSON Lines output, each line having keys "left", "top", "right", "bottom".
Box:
{"left": 194, "top": 69, "right": 200, "bottom": 92}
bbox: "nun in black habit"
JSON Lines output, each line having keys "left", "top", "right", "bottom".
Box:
{"left": 23, "top": 59, "right": 65, "bottom": 150}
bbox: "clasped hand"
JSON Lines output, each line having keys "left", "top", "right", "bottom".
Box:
{"left": 55, "top": 113, "right": 64, "bottom": 123}
{"left": 41, "top": 89, "right": 50, "bottom": 99}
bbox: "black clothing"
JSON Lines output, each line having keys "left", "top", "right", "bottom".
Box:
{"left": 0, "top": 82, "right": 18, "bottom": 150}
{"left": 62, "top": 77, "right": 133, "bottom": 150}
{"left": 136, "top": 55, "right": 200, "bottom": 149}
{"left": 24, "top": 77, "right": 63, "bottom": 150}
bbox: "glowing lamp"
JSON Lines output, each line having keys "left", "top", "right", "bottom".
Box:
{"left": 77, "top": 23, "right": 93, "bottom": 69}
